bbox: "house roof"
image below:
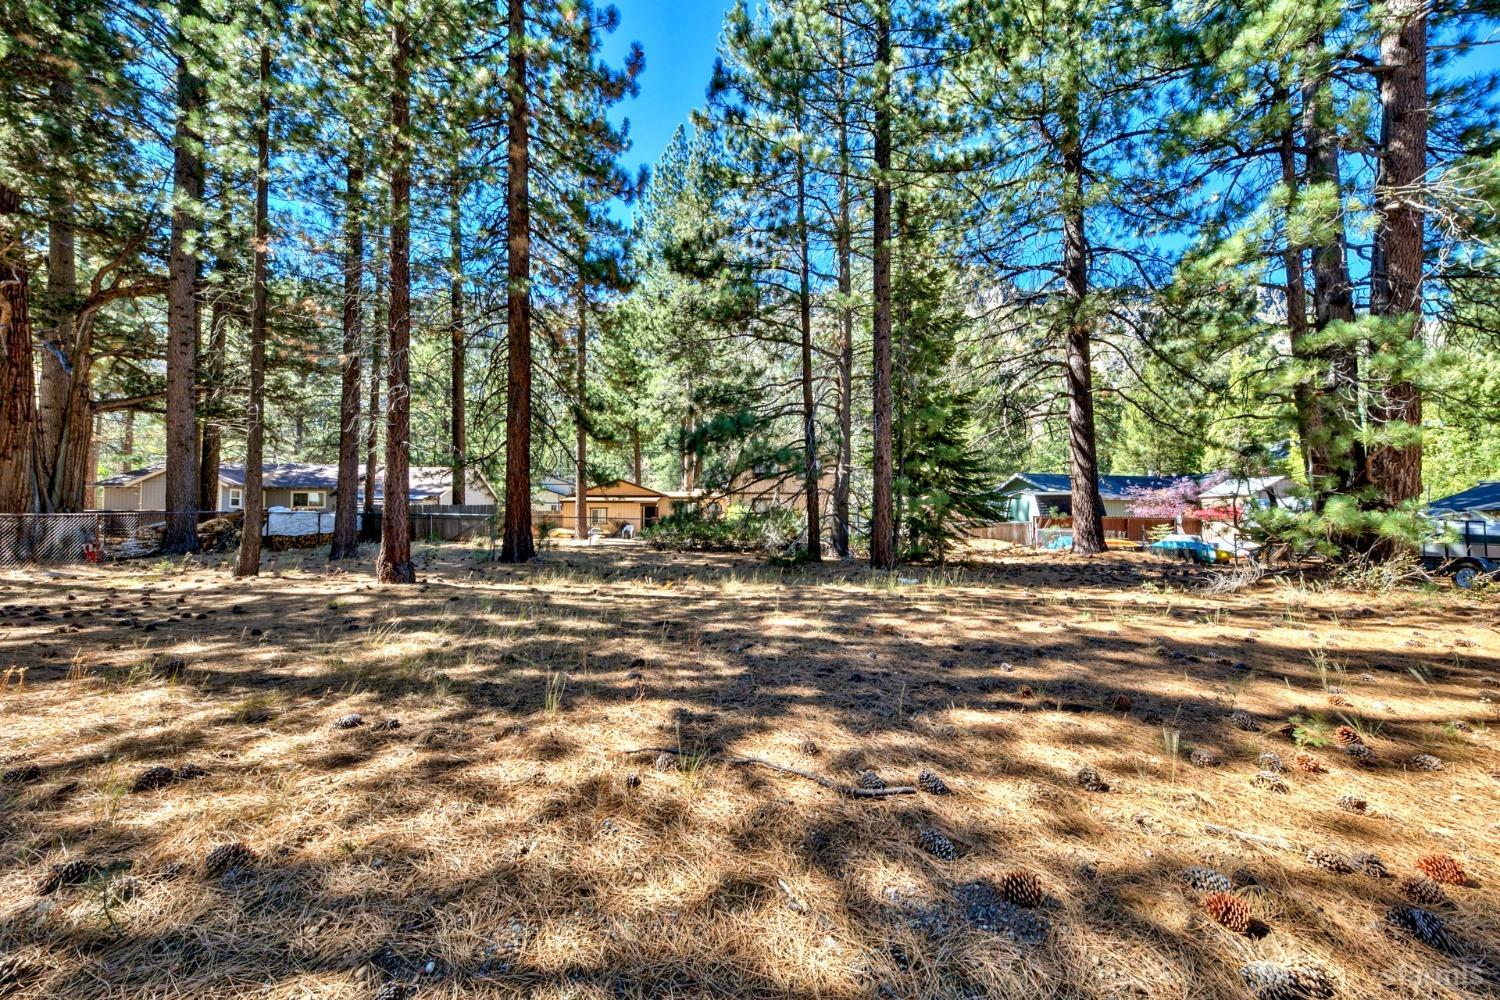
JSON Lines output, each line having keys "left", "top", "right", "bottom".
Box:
{"left": 997, "top": 472, "right": 1197, "bottom": 500}
{"left": 1428, "top": 481, "right": 1500, "bottom": 516}
{"left": 363, "top": 466, "right": 497, "bottom": 502}
{"left": 564, "top": 478, "right": 667, "bottom": 501}
{"left": 1198, "top": 476, "right": 1294, "bottom": 499}
{"left": 96, "top": 463, "right": 341, "bottom": 490}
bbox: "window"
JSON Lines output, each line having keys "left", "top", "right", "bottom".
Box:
{"left": 228, "top": 489, "right": 243, "bottom": 510}
{"left": 589, "top": 507, "right": 608, "bottom": 524}
{"left": 291, "top": 490, "right": 324, "bottom": 508}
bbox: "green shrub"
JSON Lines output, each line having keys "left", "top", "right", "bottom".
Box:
{"left": 642, "top": 505, "right": 800, "bottom": 555}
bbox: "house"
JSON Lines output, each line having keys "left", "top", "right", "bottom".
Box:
{"left": 96, "top": 463, "right": 496, "bottom": 512}
{"left": 1427, "top": 481, "right": 1500, "bottom": 522}
{"left": 548, "top": 479, "right": 681, "bottom": 535}
{"left": 97, "top": 463, "right": 341, "bottom": 512}
{"left": 535, "top": 474, "right": 575, "bottom": 512}
{"left": 1197, "top": 475, "right": 1300, "bottom": 512}
{"left": 363, "top": 466, "right": 499, "bottom": 507}
{"left": 994, "top": 472, "right": 1198, "bottom": 521}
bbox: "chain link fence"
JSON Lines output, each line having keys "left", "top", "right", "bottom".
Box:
{"left": 0, "top": 511, "right": 239, "bottom": 569}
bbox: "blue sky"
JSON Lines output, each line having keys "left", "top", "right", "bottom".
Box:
{"left": 601, "top": 0, "right": 737, "bottom": 180}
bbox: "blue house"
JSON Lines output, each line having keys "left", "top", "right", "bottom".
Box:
{"left": 994, "top": 472, "right": 1197, "bottom": 521}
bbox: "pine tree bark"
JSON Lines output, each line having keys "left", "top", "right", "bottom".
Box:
{"left": 0, "top": 183, "right": 36, "bottom": 514}
{"left": 1367, "top": 0, "right": 1426, "bottom": 507}
{"left": 331, "top": 151, "right": 364, "bottom": 560}
{"left": 163, "top": 0, "right": 204, "bottom": 552}
{"left": 38, "top": 193, "right": 77, "bottom": 510}
{"left": 795, "top": 110, "right": 821, "bottom": 562}
{"left": 499, "top": 0, "right": 536, "bottom": 562}
{"left": 377, "top": 15, "right": 416, "bottom": 583}
{"left": 234, "top": 40, "right": 272, "bottom": 577}
{"left": 1061, "top": 87, "right": 1105, "bottom": 556}
{"left": 869, "top": 0, "right": 895, "bottom": 571}
{"left": 449, "top": 183, "right": 466, "bottom": 506}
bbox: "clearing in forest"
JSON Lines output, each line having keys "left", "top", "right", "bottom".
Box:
{"left": 0, "top": 546, "right": 1496, "bottom": 999}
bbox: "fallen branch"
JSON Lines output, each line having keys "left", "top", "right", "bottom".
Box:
{"left": 1204, "top": 823, "right": 1297, "bottom": 851}
{"left": 618, "top": 747, "right": 917, "bottom": 798}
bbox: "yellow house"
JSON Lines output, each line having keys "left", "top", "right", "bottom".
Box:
{"left": 544, "top": 479, "right": 680, "bottom": 536}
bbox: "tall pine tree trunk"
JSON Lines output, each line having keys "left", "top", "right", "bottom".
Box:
{"left": 832, "top": 123, "right": 854, "bottom": 560}
{"left": 795, "top": 112, "right": 821, "bottom": 562}
{"left": 1278, "top": 106, "right": 1332, "bottom": 496}
{"left": 499, "top": 0, "right": 535, "bottom": 563}
{"left": 331, "top": 150, "right": 364, "bottom": 560}
{"left": 234, "top": 40, "right": 272, "bottom": 577}
{"left": 574, "top": 263, "right": 588, "bottom": 541}
{"left": 1302, "top": 45, "right": 1365, "bottom": 498}
{"left": 0, "top": 183, "right": 36, "bottom": 513}
{"left": 1061, "top": 87, "right": 1105, "bottom": 556}
{"left": 377, "top": 15, "right": 416, "bottom": 583}
{"left": 163, "top": 0, "right": 204, "bottom": 552}
{"left": 198, "top": 291, "right": 228, "bottom": 510}
{"left": 38, "top": 197, "right": 76, "bottom": 509}
{"left": 1368, "top": 0, "right": 1426, "bottom": 507}
{"left": 869, "top": 0, "right": 895, "bottom": 571}
{"left": 362, "top": 251, "right": 382, "bottom": 543}
{"left": 449, "top": 182, "right": 466, "bottom": 505}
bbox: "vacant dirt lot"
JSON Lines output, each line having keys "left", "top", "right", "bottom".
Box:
{"left": 1, "top": 544, "right": 1496, "bottom": 999}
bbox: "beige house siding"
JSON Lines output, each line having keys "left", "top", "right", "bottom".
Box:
{"left": 100, "top": 485, "right": 142, "bottom": 510}
{"left": 264, "top": 487, "right": 333, "bottom": 510}
{"left": 140, "top": 477, "right": 166, "bottom": 510}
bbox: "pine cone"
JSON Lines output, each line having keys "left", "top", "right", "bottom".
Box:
{"left": 1202, "top": 891, "right": 1251, "bottom": 933}
{"left": 1292, "top": 752, "right": 1324, "bottom": 774}
{"left": 373, "top": 984, "right": 415, "bottom": 1000}
{"left": 131, "top": 765, "right": 177, "bottom": 793}
{"left": 1181, "top": 866, "right": 1232, "bottom": 893}
{"left": 333, "top": 713, "right": 365, "bottom": 730}
{"left": 1406, "top": 753, "right": 1443, "bottom": 772}
{"left": 175, "top": 763, "right": 208, "bottom": 781}
{"left": 372, "top": 718, "right": 402, "bottom": 732}
{"left": 799, "top": 739, "right": 819, "bottom": 756}
{"left": 998, "top": 870, "right": 1044, "bottom": 908}
{"left": 203, "top": 842, "right": 257, "bottom": 879}
{"left": 1349, "top": 852, "right": 1389, "bottom": 878}
{"left": 1229, "top": 710, "right": 1260, "bottom": 732}
{"left": 1017, "top": 684, "right": 1034, "bottom": 699}
{"left": 1, "top": 764, "right": 40, "bottom": 784}
{"left": 1076, "top": 764, "right": 1109, "bottom": 792}
{"left": 1385, "top": 905, "right": 1455, "bottom": 952}
{"left": 1306, "top": 847, "right": 1353, "bottom": 874}
{"left": 1398, "top": 876, "right": 1451, "bottom": 908}
{"left": 1343, "top": 742, "right": 1374, "bottom": 763}
{"left": 1252, "top": 770, "right": 1288, "bottom": 793}
{"left": 1450, "top": 720, "right": 1474, "bottom": 733}
{"left": 918, "top": 828, "right": 956, "bottom": 861}
{"left": 1335, "top": 794, "right": 1367, "bottom": 814}
{"left": 37, "top": 858, "right": 102, "bottom": 894}
{"left": 653, "top": 752, "right": 677, "bottom": 772}
{"left": 1327, "top": 693, "right": 1350, "bottom": 707}
{"left": 856, "top": 770, "right": 885, "bottom": 790}
{"left": 1257, "top": 751, "right": 1285, "bottom": 773}
{"left": 1239, "top": 961, "right": 1335, "bottom": 1000}
{"left": 1109, "top": 694, "right": 1132, "bottom": 712}
{"left": 1332, "top": 725, "right": 1363, "bottom": 747}
{"left": 917, "top": 770, "right": 949, "bottom": 795}
{"left": 1414, "top": 853, "right": 1467, "bottom": 886}
{"left": 1189, "top": 748, "right": 1218, "bottom": 768}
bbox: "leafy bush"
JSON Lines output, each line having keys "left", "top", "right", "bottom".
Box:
{"left": 642, "top": 505, "right": 800, "bottom": 555}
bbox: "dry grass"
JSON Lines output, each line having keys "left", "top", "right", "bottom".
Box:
{"left": 0, "top": 544, "right": 1497, "bottom": 999}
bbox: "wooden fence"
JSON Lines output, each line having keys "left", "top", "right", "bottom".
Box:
{"left": 970, "top": 516, "right": 1203, "bottom": 548}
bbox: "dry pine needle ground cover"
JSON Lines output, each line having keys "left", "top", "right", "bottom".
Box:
{"left": 0, "top": 542, "right": 1497, "bottom": 999}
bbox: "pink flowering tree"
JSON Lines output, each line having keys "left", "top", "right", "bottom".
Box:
{"left": 1124, "top": 472, "right": 1230, "bottom": 521}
